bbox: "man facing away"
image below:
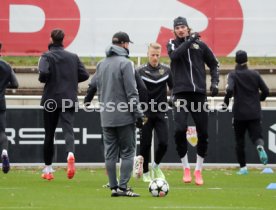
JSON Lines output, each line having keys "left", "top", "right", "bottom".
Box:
{"left": 223, "top": 50, "right": 269, "bottom": 175}
{"left": 38, "top": 29, "right": 89, "bottom": 180}
{"left": 84, "top": 32, "right": 143, "bottom": 197}
{"left": 136, "top": 42, "right": 173, "bottom": 182}
{"left": 0, "top": 42, "right": 19, "bottom": 173}
{"left": 167, "top": 16, "right": 219, "bottom": 185}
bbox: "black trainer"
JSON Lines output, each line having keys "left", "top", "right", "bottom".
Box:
{"left": 111, "top": 188, "right": 140, "bottom": 197}
{"left": 111, "top": 189, "right": 118, "bottom": 197}
{"left": 1, "top": 154, "right": 10, "bottom": 174}
{"left": 126, "top": 186, "right": 133, "bottom": 192}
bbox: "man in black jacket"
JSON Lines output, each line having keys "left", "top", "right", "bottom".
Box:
{"left": 136, "top": 42, "right": 173, "bottom": 182}
{"left": 0, "top": 42, "right": 19, "bottom": 174}
{"left": 167, "top": 17, "right": 219, "bottom": 185}
{"left": 224, "top": 50, "right": 269, "bottom": 175}
{"left": 38, "top": 29, "right": 89, "bottom": 180}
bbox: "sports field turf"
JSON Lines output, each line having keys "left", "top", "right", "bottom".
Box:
{"left": 0, "top": 167, "right": 275, "bottom": 210}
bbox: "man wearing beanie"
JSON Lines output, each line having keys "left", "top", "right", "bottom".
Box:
{"left": 223, "top": 50, "right": 269, "bottom": 175}
{"left": 167, "top": 16, "right": 219, "bottom": 185}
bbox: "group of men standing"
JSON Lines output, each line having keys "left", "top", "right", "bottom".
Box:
{"left": 83, "top": 16, "right": 269, "bottom": 197}
{"left": 0, "top": 16, "right": 269, "bottom": 197}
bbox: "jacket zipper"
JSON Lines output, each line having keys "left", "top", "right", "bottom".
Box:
{"left": 187, "top": 48, "right": 196, "bottom": 92}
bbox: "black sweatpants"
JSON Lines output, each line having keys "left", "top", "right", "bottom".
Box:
{"left": 173, "top": 93, "right": 209, "bottom": 158}
{"left": 233, "top": 119, "right": 264, "bottom": 168}
{"left": 140, "top": 112, "right": 168, "bottom": 173}
{"left": 43, "top": 108, "right": 75, "bottom": 165}
{"left": 0, "top": 110, "right": 8, "bottom": 151}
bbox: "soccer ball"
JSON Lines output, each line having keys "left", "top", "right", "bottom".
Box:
{"left": 149, "top": 178, "right": 169, "bottom": 197}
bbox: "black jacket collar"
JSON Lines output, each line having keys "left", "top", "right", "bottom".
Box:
{"left": 48, "top": 43, "right": 64, "bottom": 51}
{"left": 235, "top": 64, "right": 248, "bottom": 70}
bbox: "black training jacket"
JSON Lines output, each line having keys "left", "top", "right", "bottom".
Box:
{"left": 167, "top": 36, "right": 219, "bottom": 95}
{"left": 0, "top": 59, "right": 18, "bottom": 110}
{"left": 136, "top": 63, "right": 173, "bottom": 109}
{"left": 38, "top": 44, "right": 89, "bottom": 108}
{"left": 224, "top": 64, "right": 269, "bottom": 120}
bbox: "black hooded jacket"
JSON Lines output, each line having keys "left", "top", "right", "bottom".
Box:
{"left": 167, "top": 36, "right": 219, "bottom": 95}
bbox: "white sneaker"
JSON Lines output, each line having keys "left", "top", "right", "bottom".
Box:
{"left": 133, "top": 155, "right": 144, "bottom": 178}
{"left": 42, "top": 166, "right": 55, "bottom": 174}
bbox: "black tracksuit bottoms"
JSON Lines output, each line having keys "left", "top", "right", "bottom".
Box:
{"left": 43, "top": 108, "right": 75, "bottom": 165}
{"left": 233, "top": 119, "right": 264, "bottom": 168}
{"left": 140, "top": 112, "right": 168, "bottom": 173}
{"left": 173, "top": 93, "right": 209, "bottom": 159}
{"left": 0, "top": 110, "right": 8, "bottom": 151}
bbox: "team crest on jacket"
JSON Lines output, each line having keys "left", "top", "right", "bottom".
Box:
{"left": 159, "top": 68, "right": 165, "bottom": 75}
{"left": 191, "top": 43, "right": 199, "bottom": 49}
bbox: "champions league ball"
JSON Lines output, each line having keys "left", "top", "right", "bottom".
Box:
{"left": 149, "top": 178, "right": 169, "bottom": 197}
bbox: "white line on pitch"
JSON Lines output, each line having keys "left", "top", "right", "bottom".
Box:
{"left": 134, "top": 187, "right": 222, "bottom": 190}
{"left": 171, "top": 187, "right": 222, "bottom": 190}
{"left": 149, "top": 206, "right": 262, "bottom": 209}
{"left": 0, "top": 207, "right": 43, "bottom": 209}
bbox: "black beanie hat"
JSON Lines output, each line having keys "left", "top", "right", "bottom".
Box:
{"left": 235, "top": 50, "right": 248, "bottom": 64}
{"left": 173, "top": 16, "right": 188, "bottom": 28}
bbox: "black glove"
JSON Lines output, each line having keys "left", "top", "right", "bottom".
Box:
{"left": 136, "top": 117, "right": 143, "bottom": 129}
{"left": 136, "top": 116, "right": 147, "bottom": 129}
{"left": 220, "top": 102, "right": 228, "bottom": 111}
{"left": 168, "top": 96, "right": 174, "bottom": 108}
{"left": 168, "top": 99, "right": 173, "bottom": 108}
{"left": 189, "top": 32, "right": 200, "bottom": 42}
{"left": 210, "top": 83, "right": 219, "bottom": 97}
{"left": 83, "top": 97, "right": 91, "bottom": 107}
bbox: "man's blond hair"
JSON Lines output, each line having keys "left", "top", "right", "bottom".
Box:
{"left": 148, "top": 42, "right": 162, "bottom": 51}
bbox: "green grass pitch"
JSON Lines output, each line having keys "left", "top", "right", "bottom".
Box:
{"left": 0, "top": 167, "right": 275, "bottom": 210}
